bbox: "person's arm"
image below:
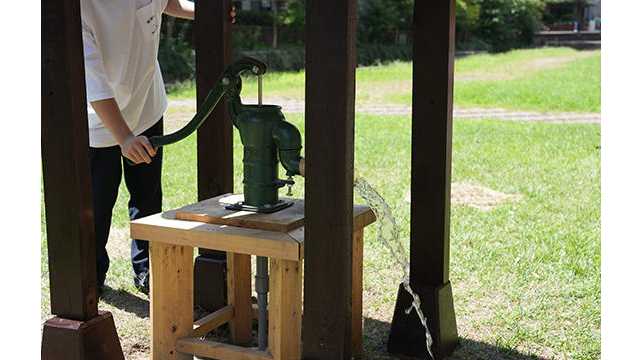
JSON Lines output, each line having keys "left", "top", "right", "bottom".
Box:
{"left": 164, "top": 0, "right": 236, "bottom": 22}
{"left": 164, "top": 0, "right": 194, "bottom": 20}
{"left": 82, "top": 20, "right": 155, "bottom": 164}
{"left": 90, "top": 99, "right": 156, "bottom": 164}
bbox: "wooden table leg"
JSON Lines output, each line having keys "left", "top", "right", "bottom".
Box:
{"left": 352, "top": 229, "right": 364, "bottom": 358}
{"left": 269, "top": 258, "right": 302, "bottom": 360}
{"left": 150, "top": 242, "right": 194, "bottom": 360}
{"left": 226, "top": 252, "right": 253, "bottom": 345}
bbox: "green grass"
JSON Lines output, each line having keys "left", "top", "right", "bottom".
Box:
{"left": 42, "top": 113, "right": 600, "bottom": 359}
{"left": 356, "top": 117, "right": 601, "bottom": 359}
{"left": 168, "top": 47, "right": 601, "bottom": 113}
{"left": 454, "top": 52, "right": 600, "bottom": 112}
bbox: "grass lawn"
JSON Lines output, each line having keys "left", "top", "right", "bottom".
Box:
{"left": 41, "top": 115, "right": 600, "bottom": 359}
{"left": 169, "top": 47, "right": 601, "bottom": 113}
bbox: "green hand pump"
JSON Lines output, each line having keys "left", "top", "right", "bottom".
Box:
{"left": 146, "top": 57, "right": 304, "bottom": 213}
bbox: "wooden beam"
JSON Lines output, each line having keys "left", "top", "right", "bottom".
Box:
{"left": 302, "top": 0, "right": 358, "bottom": 358}
{"left": 130, "top": 213, "right": 302, "bottom": 261}
{"left": 42, "top": 0, "right": 97, "bottom": 322}
{"left": 226, "top": 253, "right": 253, "bottom": 345}
{"left": 150, "top": 243, "right": 194, "bottom": 360}
{"left": 268, "top": 259, "right": 303, "bottom": 360}
{"left": 192, "top": 304, "right": 234, "bottom": 338}
{"left": 194, "top": 0, "right": 234, "bottom": 311}
{"left": 388, "top": 0, "right": 459, "bottom": 358}
{"left": 176, "top": 338, "right": 272, "bottom": 360}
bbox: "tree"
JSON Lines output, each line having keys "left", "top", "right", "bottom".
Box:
{"left": 456, "top": 0, "right": 481, "bottom": 43}
{"left": 476, "top": 0, "right": 545, "bottom": 52}
{"left": 358, "top": 0, "right": 413, "bottom": 44}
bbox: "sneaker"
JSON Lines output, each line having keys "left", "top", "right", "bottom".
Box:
{"left": 133, "top": 272, "right": 149, "bottom": 296}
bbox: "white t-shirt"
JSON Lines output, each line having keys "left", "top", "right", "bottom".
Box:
{"left": 81, "top": 0, "right": 169, "bottom": 148}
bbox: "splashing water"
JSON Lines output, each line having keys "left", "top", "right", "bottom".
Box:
{"left": 354, "top": 177, "right": 434, "bottom": 359}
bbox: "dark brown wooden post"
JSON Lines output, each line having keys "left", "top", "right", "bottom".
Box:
{"left": 193, "top": 0, "right": 234, "bottom": 311}
{"left": 387, "top": 0, "right": 459, "bottom": 359}
{"left": 41, "top": 0, "right": 123, "bottom": 358}
{"left": 302, "top": 0, "right": 358, "bottom": 359}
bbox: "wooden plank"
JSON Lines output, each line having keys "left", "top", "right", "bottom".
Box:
{"left": 176, "top": 338, "right": 272, "bottom": 360}
{"left": 287, "top": 207, "right": 374, "bottom": 260}
{"left": 303, "top": 0, "right": 358, "bottom": 358}
{"left": 150, "top": 243, "right": 194, "bottom": 360}
{"left": 42, "top": 0, "right": 97, "bottom": 321}
{"left": 227, "top": 253, "right": 253, "bottom": 345}
{"left": 176, "top": 195, "right": 305, "bottom": 232}
{"left": 176, "top": 194, "right": 376, "bottom": 233}
{"left": 192, "top": 304, "right": 234, "bottom": 338}
{"left": 351, "top": 229, "right": 364, "bottom": 358}
{"left": 130, "top": 213, "right": 301, "bottom": 261}
{"left": 268, "top": 259, "right": 302, "bottom": 360}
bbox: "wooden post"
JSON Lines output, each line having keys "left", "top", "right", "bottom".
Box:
{"left": 387, "top": 0, "right": 459, "bottom": 359}
{"left": 268, "top": 259, "right": 303, "bottom": 360}
{"left": 226, "top": 253, "right": 253, "bottom": 345}
{"left": 302, "top": 0, "right": 358, "bottom": 358}
{"left": 41, "top": 0, "right": 123, "bottom": 358}
{"left": 150, "top": 243, "right": 194, "bottom": 360}
{"left": 193, "top": 0, "right": 234, "bottom": 312}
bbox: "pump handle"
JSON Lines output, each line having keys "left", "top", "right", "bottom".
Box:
{"left": 148, "top": 57, "right": 267, "bottom": 149}
{"left": 124, "top": 58, "right": 266, "bottom": 165}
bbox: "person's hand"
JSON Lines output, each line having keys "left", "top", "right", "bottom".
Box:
{"left": 120, "top": 135, "right": 156, "bottom": 164}
{"left": 230, "top": 6, "right": 236, "bottom": 24}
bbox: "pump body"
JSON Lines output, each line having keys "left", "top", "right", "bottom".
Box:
{"left": 226, "top": 88, "right": 302, "bottom": 212}
{"left": 146, "top": 57, "right": 303, "bottom": 213}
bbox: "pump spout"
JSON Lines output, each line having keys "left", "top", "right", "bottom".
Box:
{"left": 273, "top": 120, "right": 304, "bottom": 177}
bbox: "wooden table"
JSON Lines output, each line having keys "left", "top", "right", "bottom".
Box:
{"left": 130, "top": 194, "right": 375, "bottom": 360}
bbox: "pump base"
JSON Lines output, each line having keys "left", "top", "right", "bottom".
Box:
{"left": 225, "top": 200, "right": 294, "bottom": 213}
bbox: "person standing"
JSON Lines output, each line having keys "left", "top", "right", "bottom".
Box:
{"left": 81, "top": 0, "right": 234, "bottom": 294}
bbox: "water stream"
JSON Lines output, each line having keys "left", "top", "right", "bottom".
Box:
{"left": 354, "top": 177, "right": 434, "bottom": 359}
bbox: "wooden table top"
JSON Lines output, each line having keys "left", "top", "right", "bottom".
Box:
{"left": 130, "top": 194, "right": 376, "bottom": 261}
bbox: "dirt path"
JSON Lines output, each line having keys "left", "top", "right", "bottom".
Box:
{"left": 456, "top": 50, "right": 596, "bottom": 82}
{"left": 167, "top": 98, "right": 600, "bottom": 134}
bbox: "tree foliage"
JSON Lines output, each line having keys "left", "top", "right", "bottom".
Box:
{"left": 476, "top": 0, "right": 544, "bottom": 52}
{"left": 358, "top": 0, "right": 413, "bottom": 44}
{"left": 157, "top": 0, "right": 548, "bottom": 83}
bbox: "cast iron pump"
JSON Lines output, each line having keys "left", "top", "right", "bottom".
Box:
{"left": 146, "top": 57, "right": 304, "bottom": 213}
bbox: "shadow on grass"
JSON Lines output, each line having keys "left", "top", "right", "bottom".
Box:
{"left": 97, "top": 293, "right": 547, "bottom": 359}
{"left": 100, "top": 286, "right": 149, "bottom": 319}
{"left": 363, "top": 317, "right": 548, "bottom": 360}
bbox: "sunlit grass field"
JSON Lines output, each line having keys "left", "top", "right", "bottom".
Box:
{"left": 169, "top": 47, "right": 601, "bottom": 113}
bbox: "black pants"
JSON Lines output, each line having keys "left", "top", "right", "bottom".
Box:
{"left": 89, "top": 119, "right": 163, "bottom": 287}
